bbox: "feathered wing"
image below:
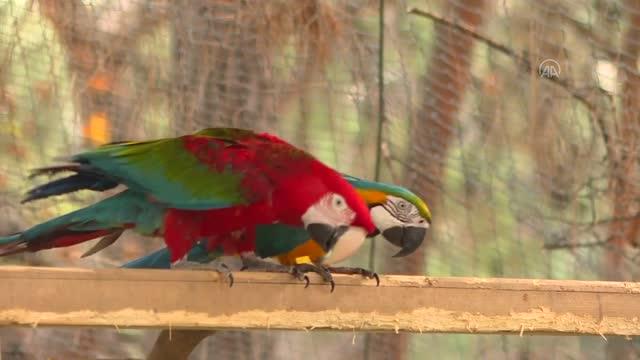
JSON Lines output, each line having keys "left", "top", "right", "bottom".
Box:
{"left": 65, "top": 136, "right": 250, "bottom": 209}
{"left": 0, "top": 191, "right": 164, "bottom": 256}
{"left": 23, "top": 128, "right": 279, "bottom": 208}
{"left": 121, "top": 242, "right": 222, "bottom": 269}
{"left": 1, "top": 130, "right": 270, "bottom": 257}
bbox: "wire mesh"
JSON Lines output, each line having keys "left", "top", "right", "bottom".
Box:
{"left": 1, "top": 0, "right": 639, "bottom": 358}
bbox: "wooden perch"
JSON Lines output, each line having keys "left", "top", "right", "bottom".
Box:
{"left": 0, "top": 266, "right": 639, "bottom": 336}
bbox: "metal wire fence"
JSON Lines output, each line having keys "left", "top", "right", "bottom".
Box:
{"left": 1, "top": 0, "right": 639, "bottom": 358}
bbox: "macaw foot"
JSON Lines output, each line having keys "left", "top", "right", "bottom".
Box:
{"left": 291, "top": 263, "right": 335, "bottom": 293}
{"left": 172, "top": 260, "right": 235, "bottom": 288}
{"left": 239, "top": 255, "right": 335, "bottom": 292}
{"left": 238, "top": 254, "right": 311, "bottom": 287}
{"left": 326, "top": 266, "right": 380, "bottom": 286}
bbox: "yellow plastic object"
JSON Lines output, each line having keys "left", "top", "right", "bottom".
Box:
{"left": 295, "top": 256, "right": 312, "bottom": 265}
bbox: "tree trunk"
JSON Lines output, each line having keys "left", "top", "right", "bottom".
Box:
{"left": 365, "top": 1, "right": 487, "bottom": 359}
{"left": 170, "top": 1, "right": 277, "bottom": 133}
{"left": 604, "top": 0, "right": 640, "bottom": 357}
{"left": 39, "top": 0, "right": 167, "bottom": 144}
{"left": 147, "top": 330, "right": 212, "bottom": 360}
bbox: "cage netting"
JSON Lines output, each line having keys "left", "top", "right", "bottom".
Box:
{"left": 1, "top": 0, "right": 640, "bottom": 358}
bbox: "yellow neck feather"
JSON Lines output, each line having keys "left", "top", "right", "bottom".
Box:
{"left": 356, "top": 189, "right": 387, "bottom": 205}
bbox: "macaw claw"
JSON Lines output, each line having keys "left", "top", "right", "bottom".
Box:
{"left": 171, "top": 260, "right": 234, "bottom": 287}
{"left": 218, "top": 263, "right": 234, "bottom": 288}
{"left": 239, "top": 254, "right": 335, "bottom": 291}
{"left": 290, "top": 263, "right": 335, "bottom": 293}
{"left": 326, "top": 266, "right": 380, "bottom": 287}
{"left": 288, "top": 266, "right": 311, "bottom": 288}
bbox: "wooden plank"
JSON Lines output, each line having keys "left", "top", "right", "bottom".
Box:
{"left": 0, "top": 266, "right": 638, "bottom": 336}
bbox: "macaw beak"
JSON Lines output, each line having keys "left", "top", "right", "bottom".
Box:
{"left": 306, "top": 224, "right": 350, "bottom": 253}
{"left": 382, "top": 226, "right": 426, "bottom": 257}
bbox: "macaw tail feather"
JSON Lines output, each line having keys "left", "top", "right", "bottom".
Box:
{"left": 80, "top": 229, "right": 124, "bottom": 258}
{"left": 28, "top": 164, "right": 84, "bottom": 178}
{"left": 22, "top": 174, "right": 117, "bottom": 203}
{"left": 0, "top": 233, "right": 24, "bottom": 256}
{"left": 121, "top": 247, "right": 172, "bottom": 269}
{"left": 0, "top": 191, "right": 157, "bottom": 258}
{"left": 122, "top": 242, "right": 218, "bottom": 269}
{"left": 22, "top": 165, "right": 118, "bottom": 203}
{"left": 0, "top": 226, "right": 121, "bottom": 256}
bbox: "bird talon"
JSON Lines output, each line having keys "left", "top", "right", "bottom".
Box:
{"left": 311, "top": 265, "right": 335, "bottom": 292}
{"left": 361, "top": 269, "right": 380, "bottom": 285}
{"left": 171, "top": 260, "right": 235, "bottom": 287}
{"left": 288, "top": 263, "right": 336, "bottom": 290}
{"left": 314, "top": 265, "right": 335, "bottom": 287}
{"left": 218, "top": 263, "right": 234, "bottom": 287}
{"left": 326, "top": 266, "right": 379, "bottom": 286}
{"left": 289, "top": 267, "right": 307, "bottom": 284}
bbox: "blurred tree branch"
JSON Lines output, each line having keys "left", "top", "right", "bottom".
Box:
{"left": 543, "top": 236, "right": 640, "bottom": 268}
{"left": 37, "top": 0, "right": 168, "bottom": 142}
{"left": 38, "top": 0, "right": 168, "bottom": 68}
{"left": 560, "top": 13, "right": 624, "bottom": 62}
{"left": 170, "top": 0, "right": 343, "bottom": 132}
{"left": 604, "top": 2, "right": 640, "bottom": 356}
{"left": 544, "top": 239, "right": 608, "bottom": 250}
{"left": 606, "top": 0, "right": 640, "bottom": 268}
{"left": 366, "top": 2, "right": 488, "bottom": 360}
{"left": 408, "top": 6, "right": 614, "bottom": 160}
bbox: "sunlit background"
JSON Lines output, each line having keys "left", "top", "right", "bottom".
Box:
{"left": 0, "top": 0, "right": 639, "bottom": 358}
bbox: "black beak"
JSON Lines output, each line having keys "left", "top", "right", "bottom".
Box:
{"left": 382, "top": 226, "right": 426, "bottom": 257}
{"left": 307, "top": 224, "right": 350, "bottom": 253}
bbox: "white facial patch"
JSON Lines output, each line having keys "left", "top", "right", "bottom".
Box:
{"left": 321, "top": 226, "right": 368, "bottom": 265}
{"left": 301, "top": 203, "right": 323, "bottom": 227}
{"left": 371, "top": 204, "right": 405, "bottom": 232}
{"left": 301, "top": 193, "right": 356, "bottom": 227}
{"left": 380, "top": 195, "right": 430, "bottom": 229}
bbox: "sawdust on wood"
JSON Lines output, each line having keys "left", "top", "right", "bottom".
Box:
{"left": 0, "top": 306, "right": 638, "bottom": 336}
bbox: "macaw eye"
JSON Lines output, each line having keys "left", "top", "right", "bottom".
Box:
{"left": 398, "top": 201, "right": 407, "bottom": 209}
{"left": 332, "top": 194, "right": 347, "bottom": 210}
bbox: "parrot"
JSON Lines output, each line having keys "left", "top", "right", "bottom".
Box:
{"left": 0, "top": 128, "right": 376, "bottom": 284}
{"left": 122, "top": 174, "right": 432, "bottom": 290}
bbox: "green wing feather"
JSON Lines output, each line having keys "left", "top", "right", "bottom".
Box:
{"left": 253, "top": 223, "right": 312, "bottom": 258}
{"left": 194, "top": 127, "right": 257, "bottom": 140}
{"left": 0, "top": 190, "right": 164, "bottom": 255}
{"left": 122, "top": 242, "right": 223, "bottom": 269}
{"left": 72, "top": 136, "right": 247, "bottom": 209}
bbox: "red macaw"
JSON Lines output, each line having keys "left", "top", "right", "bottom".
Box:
{"left": 0, "top": 128, "right": 376, "bottom": 282}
